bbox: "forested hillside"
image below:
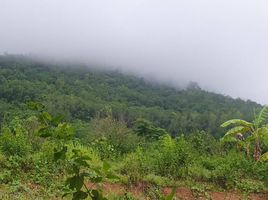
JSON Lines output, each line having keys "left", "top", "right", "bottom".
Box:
{"left": 0, "top": 55, "right": 267, "bottom": 199}
{"left": 0, "top": 55, "right": 261, "bottom": 137}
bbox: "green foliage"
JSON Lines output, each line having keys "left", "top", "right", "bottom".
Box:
{"left": 91, "top": 137, "right": 115, "bottom": 160}
{"left": 30, "top": 105, "right": 119, "bottom": 200}
{"left": 260, "top": 152, "right": 268, "bottom": 161}
{"left": 0, "top": 55, "right": 261, "bottom": 137}
{"left": 115, "top": 193, "right": 136, "bottom": 200}
{"left": 254, "top": 106, "right": 268, "bottom": 127}
{"left": 120, "top": 133, "right": 268, "bottom": 193}
{"left": 221, "top": 119, "right": 253, "bottom": 128}
{"left": 221, "top": 106, "right": 268, "bottom": 161}
{"left": 0, "top": 118, "right": 31, "bottom": 157}
{"left": 143, "top": 174, "right": 170, "bottom": 186}
{"left": 187, "top": 131, "right": 221, "bottom": 155}
{"left": 121, "top": 135, "right": 195, "bottom": 180}
{"left": 133, "top": 118, "right": 168, "bottom": 140}
{"left": 0, "top": 55, "right": 267, "bottom": 198}
{"left": 235, "top": 179, "right": 265, "bottom": 193}
{"left": 86, "top": 116, "right": 140, "bottom": 158}
{"left": 120, "top": 148, "right": 149, "bottom": 183}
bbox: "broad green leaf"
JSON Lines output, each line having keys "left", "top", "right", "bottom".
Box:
{"left": 67, "top": 175, "right": 84, "bottom": 190}
{"left": 91, "top": 189, "right": 107, "bottom": 200}
{"left": 72, "top": 190, "right": 88, "bottom": 200}
{"left": 54, "top": 146, "right": 67, "bottom": 161}
{"left": 224, "top": 126, "right": 250, "bottom": 137}
{"left": 221, "top": 119, "right": 252, "bottom": 128}
{"left": 220, "top": 135, "right": 237, "bottom": 143}
{"left": 255, "top": 106, "right": 268, "bottom": 127}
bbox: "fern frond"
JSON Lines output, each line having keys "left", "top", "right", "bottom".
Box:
{"left": 221, "top": 119, "right": 252, "bottom": 128}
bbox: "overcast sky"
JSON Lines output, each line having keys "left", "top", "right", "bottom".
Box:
{"left": 1, "top": 0, "right": 268, "bottom": 104}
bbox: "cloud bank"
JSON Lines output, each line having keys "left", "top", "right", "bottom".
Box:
{"left": 1, "top": 0, "right": 268, "bottom": 104}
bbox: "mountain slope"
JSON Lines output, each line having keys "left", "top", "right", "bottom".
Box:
{"left": 0, "top": 55, "right": 261, "bottom": 137}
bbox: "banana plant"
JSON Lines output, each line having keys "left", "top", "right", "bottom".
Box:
{"left": 221, "top": 106, "right": 268, "bottom": 161}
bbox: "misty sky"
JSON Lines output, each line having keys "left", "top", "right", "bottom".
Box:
{"left": 1, "top": 0, "right": 268, "bottom": 104}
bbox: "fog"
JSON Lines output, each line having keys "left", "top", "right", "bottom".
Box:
{"left": 1, "top": 0, "right": 268, "bottom": 104}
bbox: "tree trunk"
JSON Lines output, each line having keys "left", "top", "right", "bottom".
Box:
{"left": 253, "top": 140, "right": 261, "bottom": 161}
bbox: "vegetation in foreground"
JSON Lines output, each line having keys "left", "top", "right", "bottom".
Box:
{"left": 0, "top": 102, "right": 267, "bottom": 199}
{"left": 0, "top": 55, "right": 267, "bottom": 199}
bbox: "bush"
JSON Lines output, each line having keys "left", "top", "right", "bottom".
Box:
{"left": 118, "top": 133, "right": 268, "bottom": 193}
{"left": 235, "top": 179, "right": 265, "bottom": 193}
{"left": 120, "top": 148, "right": 150, "bottom": 183}
{"left": 187, "top": 164, "right": 211, "bottom": 181}
{"left": 154, "top": 134, "right": 195, "bottom": 177}
{"left": 187, "top": 131, "right": 221, "bottom": 155}
{"left": 86, "top": 116, "right": 140, "bottom": 157}
{"left": 197, "top": 150, "right": 254, "bottom": 189}
{"left": 120, "top": 134, "right": 197, "bottom": 181}
{"left": 0, "top": 118, "right": 31, "bottom": 157}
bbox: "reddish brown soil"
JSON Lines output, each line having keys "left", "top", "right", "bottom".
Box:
{"left": 163, "top": 187, "right": 195, "bottom": 200}
{"left": 164, "top": 187, "right": 267, "bottom": 200}
{"left": 209, "top": 192, "right": 267, "bottom": 200}
{"left": 88, "top": 182, "right": 268, "bottom": 200}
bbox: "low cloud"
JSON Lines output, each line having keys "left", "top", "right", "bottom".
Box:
{"left": 1, "top": 0, "right": 268, "bottom": 104}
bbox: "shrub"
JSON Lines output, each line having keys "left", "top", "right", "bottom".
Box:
{"left": 199, "top": 150, "right": 254, "bottom": 189}
{"left": 0, "top": 118, "right": 31, "bottom": 157}
{"left": 187, "top": 131, "right": 221, "bottom": 155}
{"left": 87, "top": 116, "right": 140, "bottom": 157}
{"left": 187, "top": 164, "right": 211, "bottom": 181}
{"left": 154, "top": 134, "right": 195, "bottom": 177}
{"left": 235, "top": 179, "right": 265, "bottom": 193}
{"left": 120, "top": 134, "right": 197, "bottom": 181}
{"left": 120, "top": 148, "right": 149, "bottom": 183}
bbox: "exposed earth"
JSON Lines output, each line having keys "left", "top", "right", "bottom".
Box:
{"left": 89, "top": 182, "right": 268, "bottom": 200}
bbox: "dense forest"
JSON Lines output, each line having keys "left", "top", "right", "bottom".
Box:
{"left": 0, "top": 55, "right": 267, "bottom": 199}
{"left": 0, "top": 55, "right": 261, "bottom": 137}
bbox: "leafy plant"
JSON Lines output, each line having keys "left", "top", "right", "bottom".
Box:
{"left": 28, "top": 102, "right": 118, "bottom": 200}
{"left": 133, "top": 118, "right": 168, "bottom": 140}
{"left": 0, "top": 117, "right": 31, "bottom": 157}
{"left": 221, "top": 106, "right": 268, "bottom": 161}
